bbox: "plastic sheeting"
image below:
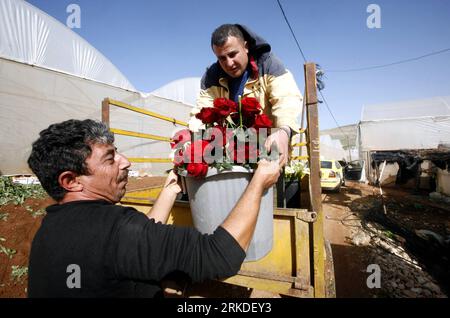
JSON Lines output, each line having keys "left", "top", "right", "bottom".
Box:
{"left": 0, "top": 0, "right": 135, "bottom": 91}
{"left": 358, "top": 96, "right": 450, "bottom": 152}
{"left": 151, "top": 77, "right": 201, "bottom": 106}
{"left": 0, "top": 0, "right": 196, "bottom": 176}
{"left": 320, "top": 135, "right": 348, "bottom": 161}
{"left": 0, "top": 58, "right": 192, "bottom": 176}
{"left": 361, "top": 96, "right": 450, "bottom": 121}
{"left": 292, "top": 134, "right": 350, "bottom": 162}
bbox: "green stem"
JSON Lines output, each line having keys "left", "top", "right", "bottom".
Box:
{"left": 238, "top": 95, "right": 243, "bottom": 128}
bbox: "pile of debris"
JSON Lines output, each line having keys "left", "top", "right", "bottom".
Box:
{"left": 355, "top": 223, "right": 447, "bottom": 298}
{"left": 348, "top": 196, "right": 449, "bottom": 298}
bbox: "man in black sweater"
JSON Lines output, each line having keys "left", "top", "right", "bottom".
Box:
{"left": 27, "top": 119, "right": 281, "bottom": 297}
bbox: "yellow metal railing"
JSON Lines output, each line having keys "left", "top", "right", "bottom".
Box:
{"left": 102, "top": 98, "right": 187, "bottom": 163}
{"left": 292, "top": 142, "right": 307, "bottom": 148}
{"left": 291, "top": 131, "right": 308, "bottom": 160}
{"left": 109, "top": 128, "right": 171, "bottom": 142}
{"left": 127, "top": 158, "right": 172, "bottom": 163}
{"left": 291, "top": 156, "right": 309, "bottom": 161}
{"left": 107, "top": 98, "right": 188, "bottom": 127}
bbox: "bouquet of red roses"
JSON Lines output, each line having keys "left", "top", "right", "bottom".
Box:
{"left": 171, "top": 97, "right": 273, "bottom": 178}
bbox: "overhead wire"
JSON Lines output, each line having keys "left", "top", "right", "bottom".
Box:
{"left": 276, "top": 0, "right": 351, "bottom": 149}
{"left": 276, "top": 0, "right": 307, "bottom": 64}
{"left": 325, "top": 48, "right": 450, "bottom": 73}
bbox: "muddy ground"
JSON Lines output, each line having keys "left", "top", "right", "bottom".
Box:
{"left": 0, "top": 178, "right": 448, "bottom": 298}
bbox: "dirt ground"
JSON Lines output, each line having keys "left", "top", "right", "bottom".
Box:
{"left": 323, "top": 181, "right": 449, "bottom": 298}
{"left": 0, "top": 177, "right": 448, "bottom": 298}
{"left": 0, "top": 197, "right": 54, "bottom": 297}
{"left": 322, "top": 182, "right": 376, "bottom": 298}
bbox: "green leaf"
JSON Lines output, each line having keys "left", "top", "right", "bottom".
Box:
{"left": 11, "top": 266, "right": 28, "bottom": 281}
{"left": 0, "top": 213, "right": 8, "bottom": 221}
{"left": 0, "top": 177, "right": 46, "bottom": 207}
{"left": 0, "top": 245, "right": 16, "bottom": 259}
{"left": 226, "top": 116, "right": 237, "bottom": 127}
{"left": 221, "top": 162, "right": 233, "bottom": 170}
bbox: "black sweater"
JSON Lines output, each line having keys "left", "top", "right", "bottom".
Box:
{"left": 28, "top": 200, "right": 245, "bottom": 297}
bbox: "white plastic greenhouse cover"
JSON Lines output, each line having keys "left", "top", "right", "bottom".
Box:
{"left": 358, "top": 96, "right": 450, "bottom": 152}
{"left": 292, "top": 134, "right": 350, "bottom": 162}
{"left": 0, "top": 0, "right": 194, "bottom": 176}
{"left": 0, "top": 0, "right": 135, "bottom": 91}
{"left": 151, "top": 77, "right": 201, "bottom": 106}
{"left": 361, "top": 96, "right": 450, "bottom": 121}
{"left": 0, "top": 58, "right": 193, "bottom": 176}
{"left": 319, "top": 135, "right": 348, "bottom": 161}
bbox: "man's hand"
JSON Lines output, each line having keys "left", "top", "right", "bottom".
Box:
{"left": 264, "top": 129, "right": 290, "bottom": 167}
{"left": 253, "top": 159, "right": 283, "bottom": 190}
{"left": 147, "top": 170, "right": 181, "bottom": 224}
{"left": 163, "top": 170, "right": 182, "bottom": 195}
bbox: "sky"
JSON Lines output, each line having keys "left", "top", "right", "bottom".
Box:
{"left": 26, "top": 0, "right": 450, "bottom": 130}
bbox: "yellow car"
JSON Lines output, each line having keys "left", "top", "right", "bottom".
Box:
{"left": 320, "top": 159, "right": 345, "bottom": 192}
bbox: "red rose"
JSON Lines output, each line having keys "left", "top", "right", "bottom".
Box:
{"left": 240, "top": 97, "right": 261, "bottom": 117}
{"left": 170, "top": 129, "right": 191, "bottom": 149}
{"left": 243, "top": 115, "right": 255, "bottom": 128}
{"left": 213, "top": 98, "right": 237, "bottom": 117}
{"left": 253, "top": 114, "right": 272, "bottom": 129}
{"left": 203, "top": 141, "right": 224, "bottom": 163}
{"left": 230, "top": 112, "right": 240, "bottom": 125}
{"left": 222, "top": 127, "right": 236, "bottom": 147}
{"left": 187, "top": 162, "right": 208, "bottom": 178}
{"left": 184, "top": 140, "right": 210, "bottom": 163}
{"left": 173, "top": 97, "right": 272, "bottom": 176}
{"left": 204, "top": 126, "right": 224, "bottom": 146}
{"left": 195, "top": 107, "right": 219, "bottom": 124}
{"left": 224, "top": 128, "right": 236, "bottom": 151}
{"left": 234, "top": 143, "right": 247, "bottom": 163}
{"left": 173, "top": 149, "right": 184, "bottom": 167}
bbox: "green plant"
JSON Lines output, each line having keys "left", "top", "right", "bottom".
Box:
{"left": 0, "top": 245, "right": 16, "bottom": 259}
{"left": 284, "top": 160, "right": 307, "bottom": 181}
{"left": 0, "top": 176, "right": 46, "bottom": 206}
{"left": 27, "top": 207, "right": 46, "bottom": 218}
{"left": 11, "top": 266, "right": 28, "bottom": 281}
{"left": 0, "top": 212, "right": 8, "bottom": 221}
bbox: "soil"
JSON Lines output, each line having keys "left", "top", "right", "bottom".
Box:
{"left": 322, "top": 182, "right": 377, "bottom": 298}
{"left": 0, "top": 197, "right": 54, "bottom": 298}
{"left": 0, "top": 178, "right": 448, "bottom": 298}
{"left": 323, "top": 181, "right": 449, "bottom": 298}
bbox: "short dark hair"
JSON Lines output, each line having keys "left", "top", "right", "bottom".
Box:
{"left": 27, "top": 119, "right": 114, "bottom": 201}
{"left": 211, "top": 24, "right": 245, "bottom": 48}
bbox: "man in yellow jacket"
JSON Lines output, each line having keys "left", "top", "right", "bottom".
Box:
{"left": 189, "top": 24, "right": 303, "bottom": 166}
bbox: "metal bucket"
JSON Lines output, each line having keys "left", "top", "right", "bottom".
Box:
{"left": 181, "top": 166, "right": 273, "bottom": 261}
